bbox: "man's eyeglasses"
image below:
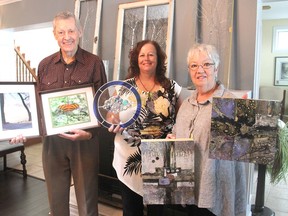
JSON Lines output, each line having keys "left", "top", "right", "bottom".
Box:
{"left": 188, "top": 62, "right": 215, "bottom": 71}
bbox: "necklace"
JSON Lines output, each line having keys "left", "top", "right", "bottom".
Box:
{"left": 138, "top": 77, "right": 156, "bottom": 93}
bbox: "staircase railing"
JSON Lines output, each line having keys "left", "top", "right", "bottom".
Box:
{"left": 14, "top": 46, "right": 37, "bottom": 82}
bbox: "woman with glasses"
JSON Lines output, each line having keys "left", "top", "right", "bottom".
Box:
{"left": 167, "top": 43, "right": 247, "bottom": 216}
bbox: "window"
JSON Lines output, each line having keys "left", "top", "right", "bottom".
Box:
{"left": 113, "top": 0, "right": 174, "bottom": 80}
{"left": 272, "top": 26, "right": 288, "bottom": 53}
{"left": 74, "top": 0, "right": 102, "bottom": 54}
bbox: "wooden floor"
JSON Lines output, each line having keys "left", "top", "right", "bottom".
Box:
{"left": 0, "top": 170, "right": 50, "bottom": 216}
{"left": 3, "top": 143, "right": 288, "bottom": 216}
{"left": 2, "top": 142, "right": 123, "bottom": 216}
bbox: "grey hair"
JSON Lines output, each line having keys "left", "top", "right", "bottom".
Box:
{"left": 186, "top": 43, "right": 220, "bottom": 68}
{"left": 52, "top": 11, "right": 82, "bottom": 33}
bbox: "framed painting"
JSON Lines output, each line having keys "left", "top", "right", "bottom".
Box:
{"left": 274, "top": 57, "right": 288, "bottom": 86}
{"left": 141, "top": 138, "right": 195, "bottom": 205}
{"left": 0, "top": 82, "right": 39, "bottom": 141}
{"left": 39, "top": 84, "right": 98, "bottom": 136}
{"left": 210, "top": 97, "right": 282, "bottom": 165}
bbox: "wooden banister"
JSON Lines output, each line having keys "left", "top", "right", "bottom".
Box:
{"left": 14, "top": 46, "right": 37, "bottom": 82}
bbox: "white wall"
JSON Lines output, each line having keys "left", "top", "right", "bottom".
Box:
{"left": 14, "top": 26, "right": 58, "bottom": 69}
{"left": 0, "top": 24, "right": 59, "bottom": 81}
{"left": 0, "top": 29, "right": 15, "bottom": 81}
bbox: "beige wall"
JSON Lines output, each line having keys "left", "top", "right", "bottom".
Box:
{"left": 260, "top": 19, "right": 288, "bottom": 86}
{"left": 260, "top": 19, "right": 288, "bottom": 116}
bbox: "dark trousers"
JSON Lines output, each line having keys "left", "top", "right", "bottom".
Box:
{"left": 152, "top": 204, "right": 215, "bottom": 216}
{"left": 183, "top": 205, "right": 215, "bottom": 216}
{"left": 120, "top": 181, "right": 215, "bottom": 216}
{"left": 120, "top": 181, "right": 164, "bottom": 216}
{"left": 120, "top": 181, "right": 144, "bottom": 216}
{"left": 43, "top": 136, "right": 99, "bottom": 216}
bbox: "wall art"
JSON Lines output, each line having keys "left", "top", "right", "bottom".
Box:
{"left": 274, "top": 57, "right": 288, "bottom": 86}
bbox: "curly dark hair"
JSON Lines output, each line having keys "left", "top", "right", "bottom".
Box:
{"left": 126, "top": 40, "right": 171, "bottom": 90}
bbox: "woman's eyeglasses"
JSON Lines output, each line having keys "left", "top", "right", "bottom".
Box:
{"left": 188, "top": 62, "right": 215, "bottom": 71}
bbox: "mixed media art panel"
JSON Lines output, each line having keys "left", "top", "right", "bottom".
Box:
{"left": 141, "top": 138, "right": 195, "bottom": 205}
{"left": 210, "top": 97, "right": 282, "bottom": 165}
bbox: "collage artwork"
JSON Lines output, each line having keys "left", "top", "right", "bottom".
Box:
{"left": 141, "top": 97, "right": 282, "bottom": 205}
{"left": 141, "top": 139, "right": 194, "bottom": 205}
{"left": 209, "top": 97, "right": 282, "bottom": 165}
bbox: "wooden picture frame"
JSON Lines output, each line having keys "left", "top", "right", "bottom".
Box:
{"left": 39, "top": 84, "right": 98, "bottom": 136}
{"left": 274, "top": 57, "right": 288, "bottom": 86}
{"left": 0, "top": 82, "right": 39, "bottom": 141}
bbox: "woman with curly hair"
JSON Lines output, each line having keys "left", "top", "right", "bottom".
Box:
{"left": 108, "top": 40, "right": 182, "bottom": 216}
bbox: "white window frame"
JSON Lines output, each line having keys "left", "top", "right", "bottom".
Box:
{"left": 113, "top": 0, "right": 174, "bottom": 80}
{"left": 272, "top": 25, "right": 288, "bottom": 53}
{"left": 74, "top": 0, "right": 103, "bottom": 55}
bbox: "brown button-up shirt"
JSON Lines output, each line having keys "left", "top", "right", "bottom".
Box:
{"left": 37, "top": 46, "right": 107, "bottom": 136}
{"left": 37, "top": 46, "right": 107, "bottom": 92}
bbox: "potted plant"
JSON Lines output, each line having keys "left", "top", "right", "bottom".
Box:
{"left": 267, "top": 119, "right": 288, "bottom": 184}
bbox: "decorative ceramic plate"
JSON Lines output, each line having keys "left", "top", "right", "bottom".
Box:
{"left": 93, "top": 80, "right": 141, "bottom": 128}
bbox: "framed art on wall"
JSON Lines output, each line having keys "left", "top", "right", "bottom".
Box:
{"left": 274, "top": 57, "right": 288, "bottom": 86}
{"left": 0, "top": 82, "right": 39, "bottom": 141}
{"left": 39, "top": 84, "right": 98, "bottom": 136}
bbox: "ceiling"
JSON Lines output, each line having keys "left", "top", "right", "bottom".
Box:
{"left": 0, "top": 0, "right": 21, "bottom": 6}
{"left": 0, "top": 0, "right": 287, "bottom": 20}
{"left": 262, "top": 0, "right": 288, "bottom": 20}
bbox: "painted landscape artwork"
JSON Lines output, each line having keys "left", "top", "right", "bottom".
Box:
{"left": 141, "top": 138, "right": 195, "bottom": 205}
{"left": 210, "top": 97, "right": 282, "bottom": 165}
{"left": 0, "top": 83, "right": 39, "bottom": 141}
{"left": 1, "top": 92, "right": 33, "bottom": 130}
